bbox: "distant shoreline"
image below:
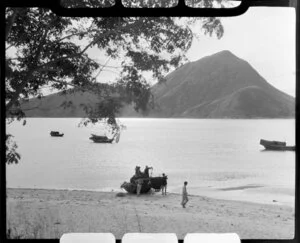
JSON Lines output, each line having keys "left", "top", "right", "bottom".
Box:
{"left": 7, "top": 186, "right": 293, "bottom": 204}
{"left": 6, "top": 185, "right": 295, "bottom": 208}
{"left": 6, "top": 188, "right": 294, "bottom": 239}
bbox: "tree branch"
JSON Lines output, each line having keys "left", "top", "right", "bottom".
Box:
{"left": 6, "top": 18, "right": 145, "bottom": 114}
{"left": 5, "top": 8, "right": 19, "bottom": 41}
{"left": 6, "top": 28, "right": 50, "bottom": 113}
{"left": 55, "top": 29, "right": 98, "bottom": 43}
{"left": 38, "top": 19, "right": 144, "bottom": 70}
{"left": 94, "top": 56, "right": 111, "bottom": 80}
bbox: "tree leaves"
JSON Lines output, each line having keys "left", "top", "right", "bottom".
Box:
{"left": 6, "top": 134, "right": 21, "bottom": 164}
{"left": 5, "top": 5, "right": 224, "bottom": 164}
{"left": 6, "top": 8, "right": 224, "bottom": 119}
{"left": 202, "top": 17, "right": 224, "bottom": 39}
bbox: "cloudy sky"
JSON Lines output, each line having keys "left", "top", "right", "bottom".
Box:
{"left": 87, "top": 6, "right": 296, "bottom": 97}
{"left": 186, "top": 6, "right": 296, "bottom": 97}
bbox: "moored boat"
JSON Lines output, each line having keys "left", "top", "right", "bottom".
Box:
{"left": 50, "top": 131, "right": 64, "bottom": 137}
{"left": 89, "top": 129, "right": 121, "bottom": 143}
{"left": 260, "top": 139, "right": 295, "bottom": 151}
{"left": 89, "top": 134, "right": 114, "bottom": 143}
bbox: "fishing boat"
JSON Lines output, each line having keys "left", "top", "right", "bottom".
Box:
{"left": 89, "top": 127, "right": 121, "bottom": 143}
{"left": 260, "top": 139, "right": 295, "bottom": 151}
{"left": 121, "top": 179, "right": 152, "bottom": 194}
{"left": 50, "top": 131, "right": 64, "bottom": 137}
{"left": 89, "top": 134, "right": 114, "bottom": 143}
{"left": 121, "top": 176, "right": 167, "bottom": 194}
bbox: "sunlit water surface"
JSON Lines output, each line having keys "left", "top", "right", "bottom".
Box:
{"left": 6, "top": 118, "right": 295, "bottom": 207}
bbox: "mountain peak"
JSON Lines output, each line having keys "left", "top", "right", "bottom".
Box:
{"left": 21, "top": 50, "right": 295, "bottom": 119}
{"left": 191, "top": 50, "right": 240, "bottom": 67}
{"left": 150, "top": 50, "right": 295, "bottom": 118}
{"left": 212, "top": 50, "right": 237, "bottom": 58}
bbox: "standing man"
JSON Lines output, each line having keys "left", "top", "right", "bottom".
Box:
{"left": 143, "top": 165, "right": 153, "bottom": 178}
{"left": 181, "top": 181, "right": 189, "bottom": 208}
{"left": 161, "top": 173, "right": 168, "bottom": 195}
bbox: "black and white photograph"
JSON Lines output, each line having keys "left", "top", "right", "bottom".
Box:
{"left": 5, "top": 0, "right": 296, "bottom": 240}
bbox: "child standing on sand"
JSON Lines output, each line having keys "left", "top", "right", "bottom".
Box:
{"left": 181, "top": 181, "right": 188, "bottom": 208}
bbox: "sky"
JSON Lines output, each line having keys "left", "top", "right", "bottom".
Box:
{"left": 87, "top": 6, "right": 296, "bottom": 97}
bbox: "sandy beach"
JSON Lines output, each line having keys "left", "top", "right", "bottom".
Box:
{"left": 6, "top": 188, "right": 294, "bottom": 239}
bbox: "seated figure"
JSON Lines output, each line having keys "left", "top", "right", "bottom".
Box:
{"left": 135, "top": 166, "right": 143, "bottom": 177}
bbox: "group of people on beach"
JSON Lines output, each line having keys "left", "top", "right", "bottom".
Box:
{"left": 131, "top": 165, "right": 189, "bottom": 208}
{"left": 134, "top": 165, "right": 153, "bottom": 178}
{"left": 133, "top": 165, "right": 168, "bottom": 196}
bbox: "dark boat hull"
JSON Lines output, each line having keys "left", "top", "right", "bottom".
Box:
{"left": 121, "top": 180, "right": 151, "bottom": 194}
{"left": 50, "top": 131, "right": 64, "bottom": 137}
{"left": 121, "top": 177, "right": 166, "bottom": 194}
{"left": 89, "top": 134, "right": 114, "bottom": 143}
{"left": 263, "top": 145, "right": 295, "bottom": 151}
{"left": 89, "top": 137, "right": 113, "bottom": 143}
{"left": 260, "top": 139, "right": 295, "bottom": 151}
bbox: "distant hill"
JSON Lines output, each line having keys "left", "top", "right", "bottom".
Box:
{"left": 21, "top": 90, "right": 99, "bottom": 117}
{"left": 144, "top": 50, "right": 295, "bottom": 118}
{"left": 21, "top": 50, "right": 295, "bottom": 118}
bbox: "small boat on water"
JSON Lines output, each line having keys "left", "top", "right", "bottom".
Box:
{"left": 260, "top": 139, "right": 295, "bottom": 151}
{"left": 89, "top": 134, "right": 114, "bottom": 143}
{"left": 89, "top": 127, "right": 121, "bottom": 143}
{"left": 50, "top": 131, "right": 64, "bottom": 137}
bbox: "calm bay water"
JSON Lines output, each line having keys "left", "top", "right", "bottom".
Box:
{"left": 6, "top": 118, "right": 295, "bottom": 207}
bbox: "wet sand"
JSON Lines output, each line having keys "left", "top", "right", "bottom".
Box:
{"left": 6, "top": 188, "right": 294, "bottom": 239}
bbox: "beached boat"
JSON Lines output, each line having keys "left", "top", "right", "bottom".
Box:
{"left": 260, "top": 139, "right": 295, "bottom": 151}
{"left": 121, "top": 180, "right": 152, "bottom": 194}
{"left": 50, "top": 131, "right": 64, "bottom": 137}
{"left": 121, "top": 176, "right": 167, "bottom": 194}
{"left": 89, "top": 134, "right": 114, "bottom": 143}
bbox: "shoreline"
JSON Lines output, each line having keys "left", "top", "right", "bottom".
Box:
{"left": 7, "top": 185, "right": 295, "bottom": 207}
{"left": 6, "top": 188, "right": 295, "bottom": 239}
